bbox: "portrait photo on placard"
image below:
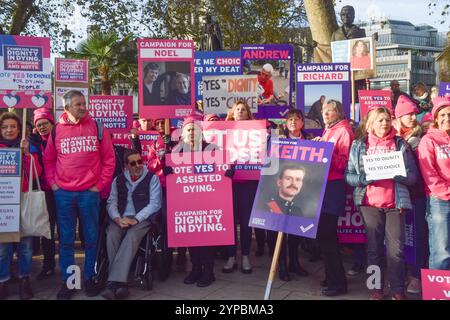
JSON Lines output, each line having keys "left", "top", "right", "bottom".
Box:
{"left": 303, "top": 84, "right": 342, "bottom": 129}
{"left": 349, "top": 39, "right": 372, "bottom": 71}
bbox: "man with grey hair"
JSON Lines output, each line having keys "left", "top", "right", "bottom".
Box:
{"left": 257, "top": 63, "right": 275, "bottom": 105}
{"left": 43, "top": 89, "right": 115, "bottom": 300}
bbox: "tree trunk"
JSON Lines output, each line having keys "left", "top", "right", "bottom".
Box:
{"left": 99, "top": 66, "right": 111, "bottom": 95}
{"left": 9, "top": 0, "right": 35, "bottom": 35}
{"left": 303, "top": 0, "right": 337, "bottom": 63}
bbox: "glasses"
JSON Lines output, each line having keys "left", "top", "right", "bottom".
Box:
{"left": 128, "top": 159, "right": 143, "bottom": 167}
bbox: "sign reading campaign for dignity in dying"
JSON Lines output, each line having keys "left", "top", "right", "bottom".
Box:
{"left": 55, "top": 58, "right": 89, "bottom": 83}
{"left": 296, "top": 63, "right": 351, "bottom": 136}
{"left": 358, "top": 90, "right": 392, "bottom": 119}
{"left": 202, "top": 120, "right": 267, "bottom": 180}
{"left": 0, "top": 148, "right": 21, "bottom": 234}
{"left": 88, "top": 96, "right": 133, "bottom": 132}
{"left": 138, "top": 39, "right": 195, "bottom": 119}
{"left": 337, "top": 188, "right": 367, "bottom": 243}
{"left": 194, "top": 51, "right": 241, "bottom": 102}
{"left": 421, "top": 269, "right": 450, "bottom": 300}
{"left": 202, "top": 75, "right": 258, "bottom": 115}
{"left": 249, "top": 138, "right": 333, "bottom": 239}
{"left": 165, "top": 152, "right": 234, "bottom": 248}
{"left": 439, "top": 82, "right": 450, "bottom": 96}
{"left": 240, "top": 44, "right": 293, "bottom": 119}
{"left": 362, "top": 151, "right": 406, "bottom": 181}
{"left": 0, "top": 35, "right": 52, "bottom": 109}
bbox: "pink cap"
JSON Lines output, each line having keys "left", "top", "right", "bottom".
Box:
{"left": 33, "top": 107, "right": 54, "bottom": 126}
{"left": 182, "top": 116, "right": 201, "bottom": 128}
{"left": 394, "top": 95, "right": 419, "bottom": 118}
{"left": 431, "top": 96, "right": 450, "bottom": 120}
{"left": 203, "top": 114, "right": 220, "bottom": 121}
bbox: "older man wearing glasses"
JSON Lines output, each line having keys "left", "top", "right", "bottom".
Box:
{"left": 257, "top": 63, "right": 275, "bottom": 105}
{"left": 102, "top": 149, "right": 161, "bottom": 300}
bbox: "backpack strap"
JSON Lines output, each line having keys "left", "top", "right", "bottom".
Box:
{"left": 51, "top": 123, "right": 58, "bottom": 145}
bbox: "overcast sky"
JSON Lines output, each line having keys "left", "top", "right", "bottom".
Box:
{"left": 335, "top": 0, "right": 449, "bottom": 32}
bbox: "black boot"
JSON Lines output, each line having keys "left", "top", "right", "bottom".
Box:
{"left": 278, "top": 259, "right": 291, "bottom": 282}
{"left": 197, "top": 264, "right": 215, "bottom": 287}
{"left": 184, "top": 265, "right": 202, "bottom": 284}
{"left": 19, "top": 277, "right": 33, "bottom": 300}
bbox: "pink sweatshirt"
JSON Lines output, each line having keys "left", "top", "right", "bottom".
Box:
{"left": 43, "top": 113, "right": 115, "bottom": 192}
{"left": 418, "top": 127, "right": 450, "bottom": 200}
{"left": 364, "top": 129, "right": 397, "bottom": 208}
{"left": 321, "top": 119, "right": 355, "bottom": 181}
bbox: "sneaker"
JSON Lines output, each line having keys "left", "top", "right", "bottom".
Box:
{"left": 84, "top": 278, "right": 101, "bottom": 297}
{"left": 369, "top": 290, "right": 384, "bottom": 300}
{"left": 19, "top": 277, "right": 33, "bottom": 300}
{"left": 36, "top": 268, "right": 55, "bottom": 281}
{"left": 56, "top": 283, "right": 76, "bottom": 300}
{"left": 241, "top": 255, "right": 252, "bottom": 274}
{"left": 347, "top": 263, "right": 365, "bottom": 276}
{"left": 406, "top": 277, "right": 421, "bottom": 294}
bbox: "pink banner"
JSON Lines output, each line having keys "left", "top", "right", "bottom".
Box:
{"left": 88, "top": 95, "right": 133, "bottom": 134}
{"left": 55, "top": 58, "right": 89, "bottom": 83}
{"left": 138, "top": 39, "right": 195, "bottom": 119}
{"left": 202, "top": 120, "right": 267, "bottom": 180}
{"left": 337, "top": 187, "right": 367, "bottom": 243}
{"left": 111, "top": 130, "right": 160, "bottom": 163}
{"left": 166, "top": 152, "right": 234, "bottom": 248}
{"left": 421, "top": 269, "right": 450, "bottom": 300}
{"left": 358, "top": 90, "right": 392, "bottom": 120}
{"left": 0, "top": 90, "right": 52, "bottom": 109}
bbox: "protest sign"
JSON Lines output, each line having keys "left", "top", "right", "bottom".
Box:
{"left": 54, "top": 86, "right": 89, "bottom": 120}
{"left": 296, "top": 63, "right": 351, "bottom": 136}
{"left": 194, "top": 51, "right": 241, "bottom": 104}
{"left": 0, "top": 35, "right": 52, "bottom": 109}
{"left": 0, "top": 148, "right": 21, "bottom": 238}
{"left": 88, "top": 95, "right": 133, "bottom": 132}
{"left": 331, "top": 37, "right": 375, "bottom": 71}
{"left": 111, "top": 130, "right": 160, "bottom": 163}
{"left": 202, "top": 75, "right": 258, "bottom": 115}
{"left": 55, "top": 58, "right": 89, "bottom": 83}
{"left": 337, "top": 188, "right": 367, "bottom": 243}
{"left": 362, "top": 151, "right": 406, "bottom": 181}
{"left": 138, "top": 39, "right": 195, "bottom": 119}
{"left": 421, "top": 269, "right": 450, "bottom": 300}
{"left": 241, "top": 44, "right": 293, "bottom": 118}
{"left": 439, "top": 82, "right": 450, "bottom": 96}
{"left": 165, "top": 152, "right": 234, "bottom": 248}
{"left": 358, "top": 90, "right": 392, "bottom": 119}
{"left": 249, "top": 138, "right": 333, "bottom": 238}
{"left": 202, "top": 120, "right": 267, "bottom": 180}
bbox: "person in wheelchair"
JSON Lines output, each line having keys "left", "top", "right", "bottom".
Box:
{"left": 101, "top": 149, "right": 162, "bottom": 299}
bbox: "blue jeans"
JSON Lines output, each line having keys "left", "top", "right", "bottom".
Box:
{"left": 54, "top": 189, "right": 100, "bottom": 281}
{"left": 0, "top": 237, "right": 33, "bottom": 282}
{"left": 426, "top": 196, "right": 450, "bottom": 270}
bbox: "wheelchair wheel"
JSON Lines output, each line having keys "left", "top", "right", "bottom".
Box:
{"left": 143, "top": 269, "right": 153, "bottom": 291}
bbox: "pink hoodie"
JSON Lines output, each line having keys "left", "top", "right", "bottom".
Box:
{"left": 364, "top": 129, "right": 397, "bottom": 208}
{"left": 418, "top": 127, "right": 450, "bottom": 200}
{"left": 147, "top": 135, "right": 166, "bottom": 187}
{"left": 321, "top": 119, "right": 355, "bottom": 181}
{"left": 43, "top": 113, "right": 115, "bottom": 192}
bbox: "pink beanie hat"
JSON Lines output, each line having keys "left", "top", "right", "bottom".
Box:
{"left": 394, "top": 95, "right": 418, "bottom": 118}
{"left": 33, "top": 107, "right": 54, "bottom": 126}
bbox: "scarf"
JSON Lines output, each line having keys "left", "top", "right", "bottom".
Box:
{"left": 0, "top": 137, "right": 21, "bottom": 148}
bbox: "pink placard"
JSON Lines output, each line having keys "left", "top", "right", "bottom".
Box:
{"left": 337, "top": 187, "right": 367, "bottom": 243}
{"left": 88, "top": 95, "right": 133, "bottom": 134}
{"left": 110, "top": 130, "right": 160, "bottom": 163}
{"left": 421, "top": 269, "right": 450, "bottom": 300}
{"left": 55, "top": 58, "right": 89, "bottom": 83}
{"left": 358, "top": 90, "right": 392, "bottom": 120}
{"left": 0, "top": 90, "right": 52, "bottom": 109}
{"left": 202, "top": 120, "right": 267, "bottom": 180}
{"left": 166, "top": 152, "right": 234, "bottom": 248}
{"left": 138, "top": 39, "right": 195, "bottom": 119}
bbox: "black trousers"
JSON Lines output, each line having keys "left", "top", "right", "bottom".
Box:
{"left": 189, "top": 246, "right": 215, "bottom": 272}
{"left": 317, "top": 212, "right": 347, "bottom": 289}
{"left": 267, "top": 231, "right": 300, "bottom": 262}
{"left": 41, "top": 190, "right": 57, "bottom": 270}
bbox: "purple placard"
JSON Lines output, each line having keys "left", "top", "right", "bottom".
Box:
{"left": 296, "top": 63, "right": 351, "bottom": 137}
{"left": 249, "top": 138, "right": 334, "bottom": 238}
{"left": 240, "top": 44, "right": 294, "bottom": 119}
{"left": 439, "top": 82, "right": 450, "bottom": 96}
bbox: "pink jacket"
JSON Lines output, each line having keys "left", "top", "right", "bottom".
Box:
{"left": 147, "top": 135, "right": 166, "bottom": 187}
{"left": 43, "top": 113, "right": 115, "bottom": 192}
{"left": 364, "top": 129, "right": 397, "bottom": 208}
{"left": 418, "top": 127, "right": 450, "bottom": 200}
{"left": 321, "top": 119, "right": 355, "bottom": 181}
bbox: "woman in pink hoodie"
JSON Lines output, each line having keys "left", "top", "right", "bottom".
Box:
{"left": 418, "top": 96, "right": 450, "bottom": 271}
{"left": 346, "top": 107, "right": 419, "bottom": 300}
{"left": 314, "top": 100, "right": 355, "bottom": 297}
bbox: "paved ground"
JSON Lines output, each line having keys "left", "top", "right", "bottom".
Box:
{"left": 4, "top": 241, "right": 422, "bottom": 301}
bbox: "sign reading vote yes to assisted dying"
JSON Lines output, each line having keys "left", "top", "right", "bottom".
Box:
{"left": 363, "top": 151, "right": 406, "bottom": 181}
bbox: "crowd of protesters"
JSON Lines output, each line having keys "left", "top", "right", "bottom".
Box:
{"left": 0, "top": 80, "right": 449, "bottom": 300}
